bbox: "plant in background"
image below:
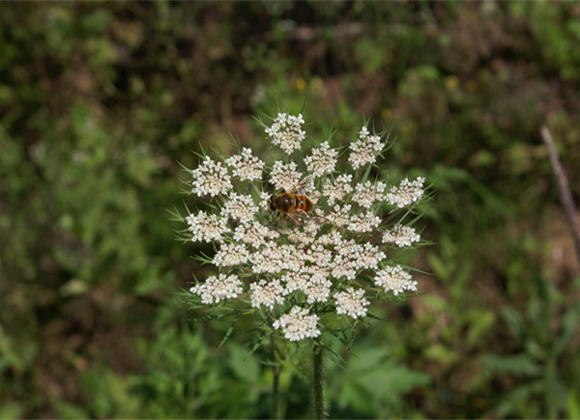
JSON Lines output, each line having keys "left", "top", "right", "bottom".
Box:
{"left": 173, "top": 110, "right": 432, "bottom": 419}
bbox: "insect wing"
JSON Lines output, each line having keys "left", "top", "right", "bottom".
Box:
{"left": 286, "top": 175, "right": 313, "bottom": 194}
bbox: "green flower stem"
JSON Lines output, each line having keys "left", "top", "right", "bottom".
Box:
{"left": 313, "top": 340, "right": 326, "bottom": 420}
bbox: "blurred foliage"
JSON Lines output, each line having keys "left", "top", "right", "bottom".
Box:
{"left": 1, "top": 1, "right": 580, "bottom": 418}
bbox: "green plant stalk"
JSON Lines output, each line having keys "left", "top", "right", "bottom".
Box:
{"left": 313, "top": 340, "right": 326, "bottom": 420}
{"left": 271, "top": 333, "right": 280, "bottom": 420}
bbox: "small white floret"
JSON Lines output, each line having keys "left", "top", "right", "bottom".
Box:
{"left": 273, "top": 306, "right": 321, "bottom": 341}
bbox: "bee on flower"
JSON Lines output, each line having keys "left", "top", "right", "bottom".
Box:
{"left": 177, "top": 111, "right": 430, "bottom": 344}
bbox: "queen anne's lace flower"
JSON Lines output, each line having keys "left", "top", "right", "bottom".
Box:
{"left": 356, "top": 243, "right": 387, "bottom": 270}
{"left": 250, "top": 279, "right": 285, "bottom": 310}
{"left": 353, "top": 180, "right": 387, "bottom": 208}
{"left": 347, "top": 211, "right": 381, "bottom": 233}
{"left": 225, "top": 147, "right": 265, "bottom": 181}
{"left": 269, "top": 161, "right": 303, "bottom": 192}
{"left": 374, "top": 265, "right": 417, "bottom": 296}
{"left": 266, "top": 113, "right": 306, "bottom": 154}
{"left": 304, "top": 244, "right": 334, "bottom": 269}
{"left": 212, "top": 243, "right": 250, "bottom": 267}
{"left": 382, "top": 223, "right": 421, "bottom": 247}
{"left": 334, "top": 287, "right": 370, "bottom": 319}
{"left": 250, "top": 242, "right": 305, "bottom": 274}
{"left": 304, "top": 141, "right": 338, "bottom": 177}
{"left": 190, "top": 274, "right": 243, "bottom": 304}
{"left": 349, "top": 127, "right": 383, "bottom": 170}
{"left": 386, "top": 177, "right": 425, "bottom": 208}
{"left": 184, "top": 114, "right": 427, "bottom": 342}
{"left": 325, "top": 204, "right": 353, "bottom": 228}
{"left": 233, "top": 222, "right": 280, "bottom": 249}
{"left": 282, "top": 271, "right": 308, "bottom": 295}
{"left": 221, "top": 192, "right": 258, "bottom": 222}
{"left": 273, "top": 306, "right": 321, "bottom": 341}
{"left": 191, "top": 156, "right": 232, "bottom": 197}
{"left": 286, "top": 225, "right": 318, "bottom": 246}
{"left": 303, "top": 272, "right": 333, "bottom": 304}
{"left": 259, "top": 191, "right": 271, "bottom": 211}
{"left": 331, "top": 241, "right": 386, "bottom": 280}
{"left": 324, "top": 175, "right": 353, "bottom": 205}
{"left": 186, "top": 211, "right": 230, "bottom": 243}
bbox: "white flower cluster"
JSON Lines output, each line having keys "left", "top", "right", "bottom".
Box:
{"left": 353, "top": 180, "right": 387, "bottom": 208}
{"left": 324, "top": 175, "right": 353, "bottom": 206}
{"left": 346, "top": 211, "right": 382, "bottom": 233}
{"left": 225, "top": 147, "right": 265, "bottom": 181}
{"left": 349, "top": 127, "right": 383, "bottom": 170}
{"left": 325, "top": 204, "right": 352, "bottom": 228}
{"left": 185, "top": 117, "right": 427, "bottom": 342}
{"left": 190, "top": 274, "right": 243, "bottom": 304}
{"left": 302, "top": 273, "right": 333, "bottom": 304}
{"left": 273, "top": 306, "right": 321, "bottom": 341}
{"left": 221, "top": 192, "right": 258, "bottom": 222}
{"left": 304, "top": 141, "right": 338, "bottom": 177}
{"left": 382, "top": 223, "right": 421, "bottom": 247}
{"left": 386, "top": 177, "right": 426, "bottom": 208}
{"left": 186, "top": 211, "right": 230, "bottom": 243}
{"left": 332, "top": 241, "right": 386, "bottom": 280}
{"left": 233, "top": 221, "right": 280, "bottom": 249}
{"left": 374, "top": 265, "right": 417, "bottom": 296}
{"left": 265, "top": 113, "right": 306, "bottom": 154}
{"left": 250, "top": 279, "right": 285, "bottom": 310}
{"left": 250, "top": 242, "right": 305, "bottom": 274}
{"left": 212, "top": 243, "right": 250, "bottom": 267}
{"left": 191, "top": 156, "right": 232, "bottom": 197}
{"left": 269, "top": 161, "right": 303, "bottom": 191}
{"left": 334, "top": 287, "right": 370, "bottom": 319}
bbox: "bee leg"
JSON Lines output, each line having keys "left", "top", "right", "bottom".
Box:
{"left": 287, "top": 214, "right": 303, "bottom": 226}
{"left": 271, "top": 212, "right": 280, "bottom": 227}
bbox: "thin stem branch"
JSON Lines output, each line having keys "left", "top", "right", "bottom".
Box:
{"left": 540, "top": 126, "right": 580, "bottom": 267}
{"left": 312, "top": 340, "right": 326, "bottom": 420}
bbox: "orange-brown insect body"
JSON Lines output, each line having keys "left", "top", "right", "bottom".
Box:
{"left": 268, "top": 177, "right": 315, "bottom": 222}
{"left": 269, "top": 193, "right": 314, "bottom": 216}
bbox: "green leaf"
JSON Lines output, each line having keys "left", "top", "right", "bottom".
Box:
{"left": 426, "top": 252, "right": 449, "bottom": 282}
{"left": 323, "top": 343, "right": 349, "bottom": 371}
{"left": 246, "top": 330, "right": 267, "bottom": 358}
{"left": 228, "top": 342, "right": 260, "bottom": 384}
{"left": 52, "top": 401, "right": 90, "bottom": 420}
{"left": 0, "top": 403, "right": 23, "bottom": 420}
{"left": 425, "top": 344, "right": 458, "bottom": 364}
{"left": 217, "top": 311, "right": 242, "bottom": 350}
{"left": 360, "top": 161, "right": 373, "bottom": 184}
{"left": 189, "top": 312, "right": 238, "bottom": 323}
{"left": 349, "top": 347, "right": 391, "bottom": 371}
{"left": 465, "top": 309, "right": 496, "bottom": 347}
{"left": 568, "top": 389, "right": 580, "bottom": 420}
{"left": 341, "top": 356, "right": 431, "bottom": 413}
{"left": 478, "top": 353, "right": 541, "bottom": 376}
{"left": 494, "top": 380, "right": 543, "bottom": 417}
{"left": 553, "top": 303, "right": 580, "bottom": 357}
{"left": 500, "top": 306, "right": 526, "bottom": 341}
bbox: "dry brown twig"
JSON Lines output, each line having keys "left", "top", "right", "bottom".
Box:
{"left": 540, "top": 126, "right": 580, "bottom": 268}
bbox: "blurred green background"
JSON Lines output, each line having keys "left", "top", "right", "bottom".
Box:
{"left": 2, "top": 1, "right": 580, "bottom": 418}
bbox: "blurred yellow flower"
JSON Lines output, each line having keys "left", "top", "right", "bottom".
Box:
{"left": 381, "top": 108, "right": 392, "bottom": 120}
{"left": 445, "top": 75, "right": 459, "bottom": 91}
{"left": 311, "top": 76, "right": 323, "bottom": 91}
{"left": 296, "top": 78, "right": 306, "bottom": 91}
